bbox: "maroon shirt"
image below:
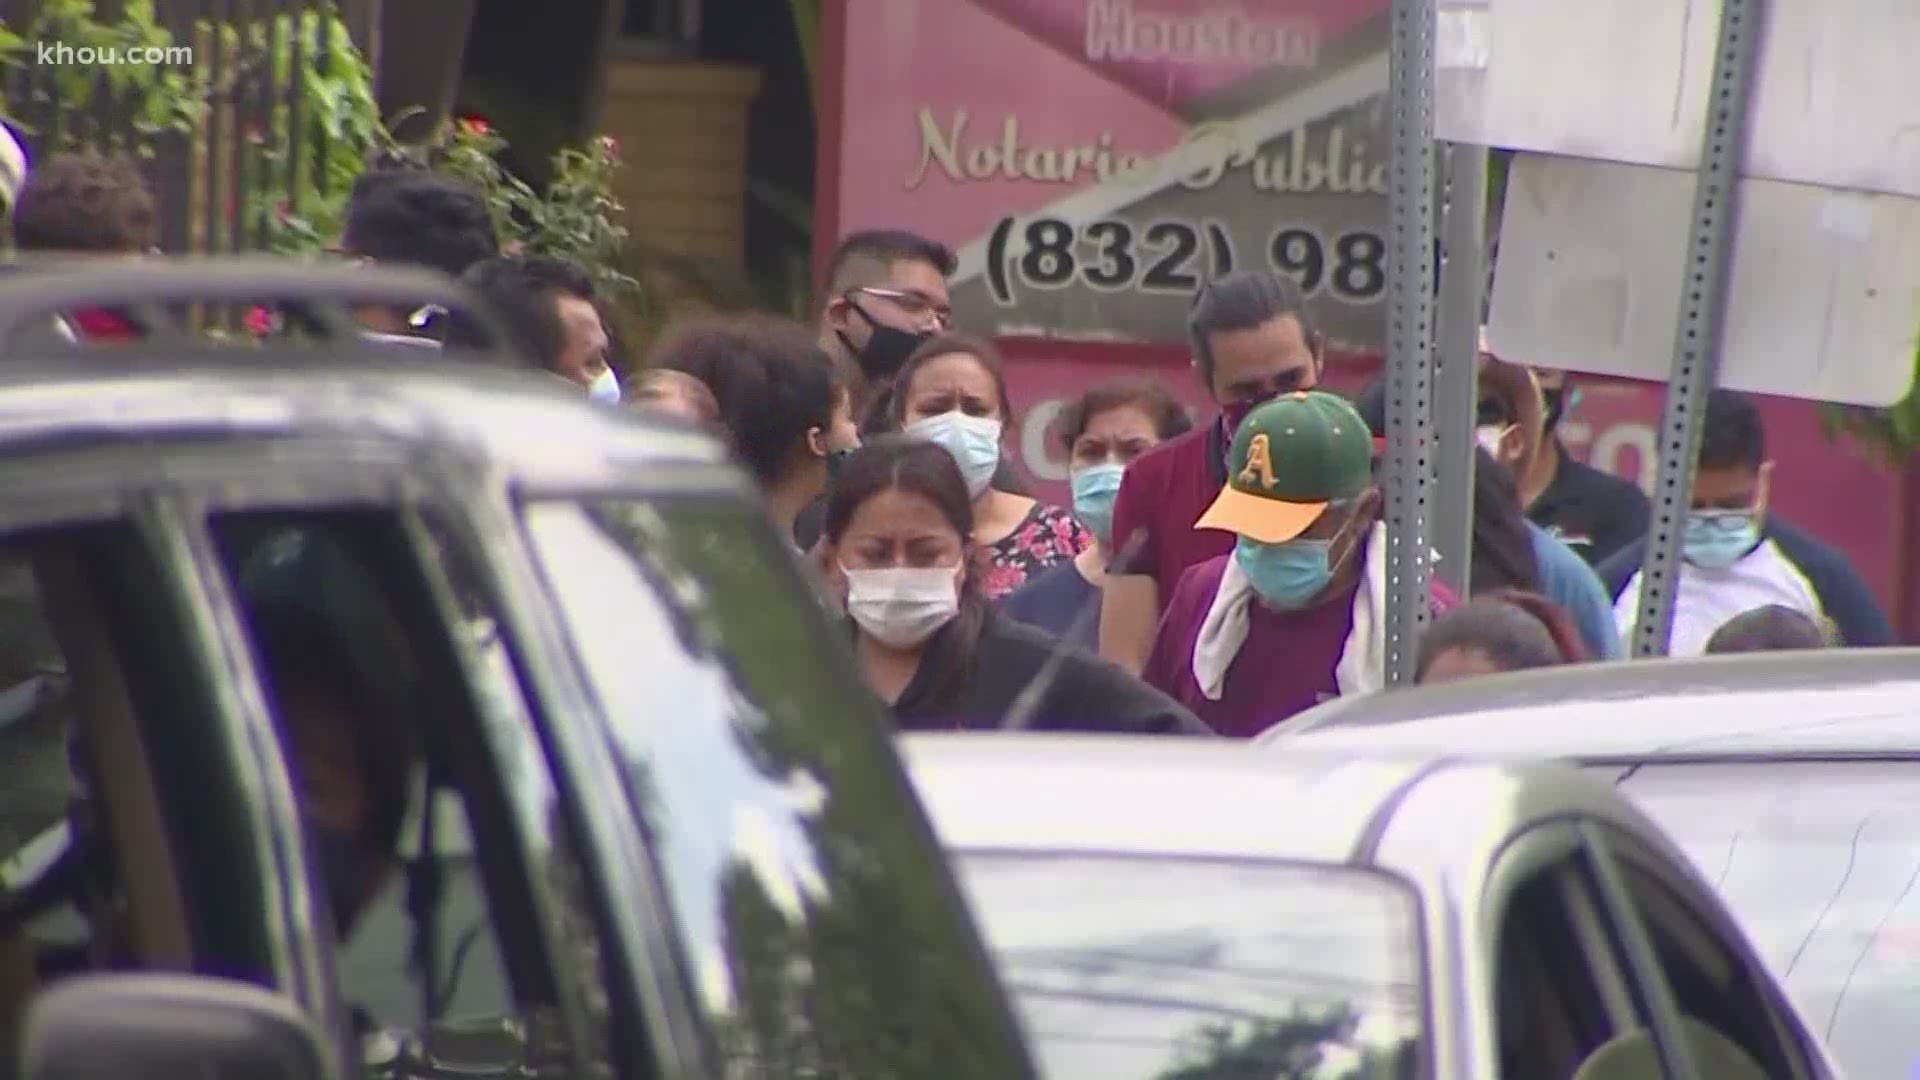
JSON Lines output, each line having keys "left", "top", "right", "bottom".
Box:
{"left": 1143, "top": 545, "right": 1459, "bottom": 738}
{"left": 1109, "top": 419, "right": 1233, "bottom": 608}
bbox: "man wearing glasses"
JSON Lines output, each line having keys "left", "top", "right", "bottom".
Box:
{"left": 794, "top": 229, "right": 968, "bottom": 550}
{"left": 814, "top": 229, "right": 956, "bottom": 433}
{"left": 1599, "top": 389, "right": 1890, "bottom": 654}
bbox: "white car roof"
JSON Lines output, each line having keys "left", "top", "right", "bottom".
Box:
{"left": 1271, "top": 648, "right": 1920, "bottom": 758}
{"left": 900, "top": 733, "right": 1439, "bottom": 864}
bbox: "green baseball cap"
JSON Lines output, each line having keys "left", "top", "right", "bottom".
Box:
{"left": 1196, "top": 390, "right": 1374, "bottom": 543}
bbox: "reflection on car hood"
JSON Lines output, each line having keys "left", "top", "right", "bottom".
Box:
{"left": 1267, "top": 648, "right": 1920, "bottom": 757}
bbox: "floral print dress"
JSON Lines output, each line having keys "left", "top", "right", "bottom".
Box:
{"left": 978, "top": 502, "right": 1091, "bottom": 601}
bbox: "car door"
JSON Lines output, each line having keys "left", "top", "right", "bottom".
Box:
{"left": 0, "top": 470, "right": 332, "bottom": 1073}
{"left": 153, "top": 449, "right": 649, "bottom": 1079}
{"left": 1585, "top": 823, "right": 1832, "bottom": 1080}
{"left": 1480, "top": 819, "right": 1684, "bottom": 1080}
{"left": 512, "top": 491, "right": 1040, "bottom": 1079}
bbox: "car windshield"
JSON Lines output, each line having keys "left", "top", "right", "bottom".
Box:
{"left": 953, "top": 851, "right": 1423, "bottom": 1079}
{"left": 1610, "top": 759, "right": 1920, "bottom": 1080}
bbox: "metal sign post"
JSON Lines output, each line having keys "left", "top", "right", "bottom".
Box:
{"left": 1381, "top": 0, "right": 1438, "bottom": 686}
{"left": 1432, "top": 143, "right": 1488, "bottom": 597}
{"left": 1630, "top": 0, "right": 1768, "bottom": 657}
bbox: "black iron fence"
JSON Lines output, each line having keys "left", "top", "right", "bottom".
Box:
{"left": 2, "top": 0, "right": 380, "bottom": 254}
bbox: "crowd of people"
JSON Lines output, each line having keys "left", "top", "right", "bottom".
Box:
{"left": 0, "top": 138, "right": 1893, "bottom": 740}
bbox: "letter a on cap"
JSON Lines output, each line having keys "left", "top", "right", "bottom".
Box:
{"left": 1239, "top": 432, "right": 1276, "bottom": 491}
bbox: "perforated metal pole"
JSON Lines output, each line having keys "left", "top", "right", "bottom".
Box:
{"left": 1630, "top": 0, "right": 1767, "bottom": 657}
{"left": 1382, "top": 0, "right": 1438, "bottom": 687}
{"left": 1433, "top": 143, "right": 1488, "bottom": 596}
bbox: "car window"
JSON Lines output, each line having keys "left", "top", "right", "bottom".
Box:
{"left": 1600, "top": 836, "right": 1815, "bottom": 1079}
{"left": 951, "top": 852, "right": 1421, "bottom": 1079}
{"left": 210, "top": 509, "right": 612, "bottom": 1078}
{"left": 1610, "top": 761, "right": 1905, "bottom": 1079}
{"left": 519, "top": 497, "right": 1034, "bottom": 1078}
{"left": 1490, "top": 843, "right": 1643, "bottom": 1079}
{"left": 0, "top": 520, "right": 288, "bottom": 1065}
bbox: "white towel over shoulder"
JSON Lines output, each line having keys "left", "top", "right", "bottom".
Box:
{"left": 1191, "top": 522, "right": 1390, "bottom": 701}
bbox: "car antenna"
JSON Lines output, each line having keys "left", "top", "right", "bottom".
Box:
{"left": 1002, "top": 526, "right": 1149, "bottom": 732}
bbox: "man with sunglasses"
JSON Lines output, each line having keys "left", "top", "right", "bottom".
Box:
{"left": 1599, "top": 389, "right": 1889, "bottom": 654}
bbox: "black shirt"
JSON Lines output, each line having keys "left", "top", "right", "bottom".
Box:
{"left": 1526, "top": 440, "right": 1651, "bottom": 567}
{"left": 891, "top": 610, "right": 1209, "bottom": 735}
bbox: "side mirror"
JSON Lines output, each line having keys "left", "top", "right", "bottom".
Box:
{"left": 20, "top": 973, "right": 338, "bottom": 1080}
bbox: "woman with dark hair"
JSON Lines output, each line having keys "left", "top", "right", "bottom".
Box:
{"left": 1468, "top": 445, "right": 1542, "bottom": 594}
{"left": 821, "top": 437, "right": 1206, "bottom": 733}
{"left": 1415, "top": 592, "right": 1581, "bottom": 685}
{"left": 882, "top": 334, "right": 1089, "bottom": 599}
{"left": 1002, "top": 379, "right": 1194, "bottom": 649}
{"left": 648, "top": 314, "right": 858, "bottom": 543}
{"left": 1481, "top": 587, "right": 1592, "bottom": 664}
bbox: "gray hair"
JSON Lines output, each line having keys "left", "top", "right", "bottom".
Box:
{"left": 1187, "top": 270, "right": 1317, "bottom": 382}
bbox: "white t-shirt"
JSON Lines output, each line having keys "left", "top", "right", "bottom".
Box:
{"left": 1612, "top": 538, "right": 1820, "bottom": 656}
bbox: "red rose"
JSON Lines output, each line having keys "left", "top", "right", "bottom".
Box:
{"left": 457, "top": 115, "right": 492, "bottom": 136}
{"left": 243, "top": 305, "right": 276, "bottom": 336}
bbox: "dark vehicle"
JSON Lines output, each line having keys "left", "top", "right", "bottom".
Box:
{"left": 1273, "top": 650, "right": 1920, "bottom": 1080}
{"left": 0, "top": 261, "right": 1036, "bottom": 1080}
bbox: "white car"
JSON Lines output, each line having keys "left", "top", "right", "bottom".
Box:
{"left": 1270, "top": 647, "right": 1920, "bottom": 1079}
{"left": 904, "top": 732, "right": 1841, "bottom": 1080}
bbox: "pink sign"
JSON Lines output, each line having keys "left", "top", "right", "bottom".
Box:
{"left": 819, "top": 0, "right": 1908, "bottom": 632}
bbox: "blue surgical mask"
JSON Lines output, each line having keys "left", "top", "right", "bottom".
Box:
{"left": 1235, "top": 535, "right": 1334, "bottom": 610}
{"left": 1683, "top": 511, "right": 1759, "bottom": 569}
{"left": 589, "top": 367, "right": 622, "bottom": 404}
{"left": 905, "top": 411, "right": 1002, "bottom": 498}
{"left": 1070, "top": 462, "right": 1125, "bottom": 544}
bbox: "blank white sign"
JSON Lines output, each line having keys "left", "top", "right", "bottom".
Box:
{"left": 1486, "top": 154, "right": 1920, "bottom": 408}
{"left": 1435, "top": 0, "right": 1920, "bottom": 199}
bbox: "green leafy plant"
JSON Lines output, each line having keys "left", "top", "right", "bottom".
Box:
{"left": 271, "top": 114, "right": 642, "bottom": 311}
{"left": 0, "top": 0, "right": 202, "bottom": 150}
{"left": 1821, "top": 342, "right": 1920, "bottom": 468}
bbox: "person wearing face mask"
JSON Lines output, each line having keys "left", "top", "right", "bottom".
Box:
{"left": 644, "top": 314, "right": 857, "bottom": 543}
{"left": 1142, "top": 392, "right": 1458, "bottom": 737}
{"left": 788, "top": 230, "right": 946, "bottom": 543}
{"left": 1002, "top": 380, "right": 1193, "bottom": 650}
{"left": 446, "top": 256, "right": 619, "bottom": 399}
{"left": 1599, "top": 389, "right": 1889, "bottom": 655}
{"left": 822, "top": 437, "right": 1205, "bottom": 733}
{"left": 1100, "top": 271, "right": 1325, "bottom": 676}
{"left": 1354, "top": 379, "right": 1621, "bottom": 660}
{"left": 884, "top": 335, "right": 1090, "bottom": 599}
{"left": 814, "top": 229, "right": 956, "bottom": 428}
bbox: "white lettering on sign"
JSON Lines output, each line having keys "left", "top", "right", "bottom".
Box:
{"left": 1022, "top": 399, "right": 1071, "bottom": 482}
{"left": 1085, "top": 0, "right": 1320, "bottom": 68}
{"left": 1561, "top": 420, "right": 1657, "bottom": 492}
{"left": 1590, "top": 421, "right": 1657, "bottom": 492}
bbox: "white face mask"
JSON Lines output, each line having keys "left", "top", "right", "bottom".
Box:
{"left": 840, "top": 563, "right": 961, "bottom": 649}
{"left": 905, "top": 411, "right": 1002, "bottom": 498}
